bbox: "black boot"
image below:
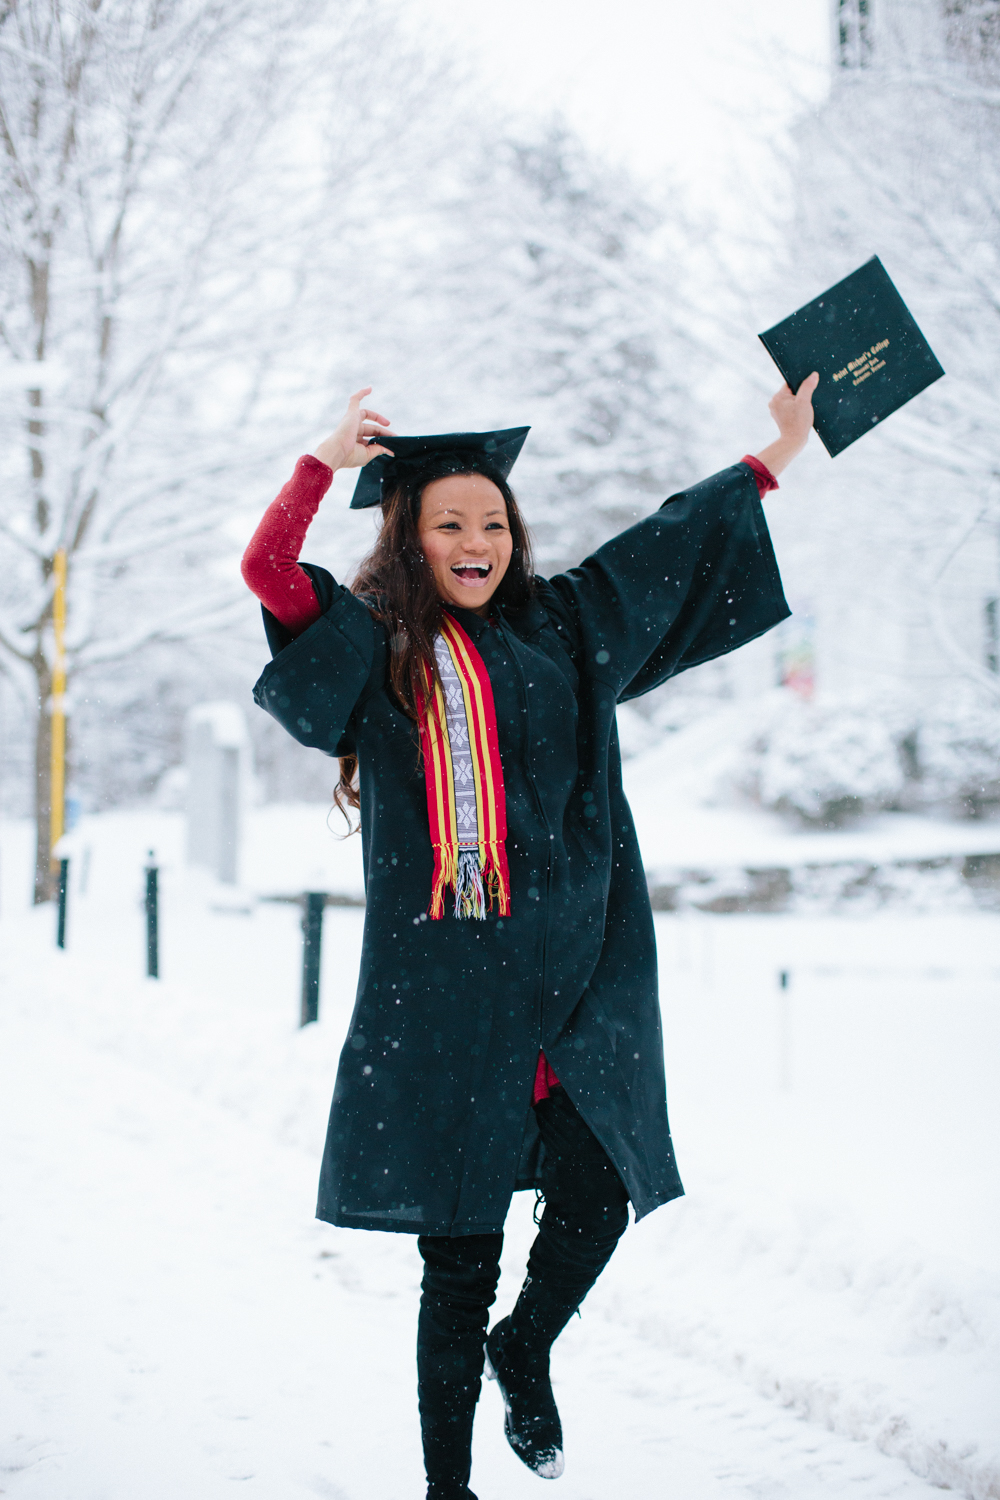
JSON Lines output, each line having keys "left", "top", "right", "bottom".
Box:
{"left": 417, "top": 1233, "right": 502, "bottom": 1500}
{"left": 484, "top": 1315, "right": 564, "bottom": 1479}
{"left": 485, "top": 1260, "right": 596, "bottom": 1478}
{"left": 483, "top": 1087, "right": 631, "bottom": 1480}
{"left": 419, "top": 1377, "right": 481, "bottom": 1500}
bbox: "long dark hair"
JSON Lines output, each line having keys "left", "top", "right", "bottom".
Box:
{"left": 333, "top": 455, "right": 535, "bottom": 826}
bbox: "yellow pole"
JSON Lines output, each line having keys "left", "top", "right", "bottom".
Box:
{"left": 49, "top": 548, "right": 67, "bottom": 868}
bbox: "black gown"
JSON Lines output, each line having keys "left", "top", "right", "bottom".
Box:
{"left": 252, "top": 462, "right": 790, "bottom": 1236}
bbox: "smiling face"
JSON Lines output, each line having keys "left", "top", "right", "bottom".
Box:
{"left": 417, "top": 472, "right": 513, "bottom": 616}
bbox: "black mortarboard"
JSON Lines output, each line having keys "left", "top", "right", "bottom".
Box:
{"left": 349, "top": 426, "right": 530, "bottom": 509}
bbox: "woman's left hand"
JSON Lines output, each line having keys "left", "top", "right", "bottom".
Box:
{"left": 755, "top": 372, "right": 819, "bottom": 478}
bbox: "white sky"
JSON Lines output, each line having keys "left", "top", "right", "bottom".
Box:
{"left": 407, "top": 0, "right": 832, "bottom": 210}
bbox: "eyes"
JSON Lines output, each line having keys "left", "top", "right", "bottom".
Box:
{"left": 435, "top": 519, "right": 508, "bottom": 532}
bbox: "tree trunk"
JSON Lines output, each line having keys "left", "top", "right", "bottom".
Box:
{"left": 33, "top": 653, "right": 53, "bottom": 905}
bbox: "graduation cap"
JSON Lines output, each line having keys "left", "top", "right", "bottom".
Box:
{"left": 350, "top": 426, "right": 530, "bottom": 509}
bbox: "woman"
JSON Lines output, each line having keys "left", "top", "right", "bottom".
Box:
{"left": 242, "top": 375, "right": 817, "bottom": 1499}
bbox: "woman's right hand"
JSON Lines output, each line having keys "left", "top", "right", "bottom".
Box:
{"left": 313, "top": 387, "right": 395, "bottom": 472}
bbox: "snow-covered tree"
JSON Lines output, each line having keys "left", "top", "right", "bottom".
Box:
{"left": 779, "top": 0, "right": 1000, "bottom": 700}
{"left": 721, "top": 0, "right": 1000, "bottom": 820}
{"left": 1, "top": 2, "right": 717, "bottom": 878}
{"left": 0, "top": 0, "right": 454, "bottom": 899}
{"left": 299, "top": 124, "right": 708, "bottom": 576}
{"left": 426, "top": 127, "right": 706, "bottom": 568}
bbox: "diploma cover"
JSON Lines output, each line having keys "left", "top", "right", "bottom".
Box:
{"left": 759, "top": 257, "right": 945, "bottom": 457}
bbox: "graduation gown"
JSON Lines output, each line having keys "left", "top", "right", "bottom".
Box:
{"left": 252, "top": 462, "right": 790, "bottom": 1235}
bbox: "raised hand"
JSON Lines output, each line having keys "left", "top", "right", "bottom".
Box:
{"left": 769, "top": 372, "right": 818, "bottom": 447}
{"left": 755, "top": 371, "right": 819, "bottom": 478}
{"left": 313, "top": 387, "right": 396, "bottom": 472}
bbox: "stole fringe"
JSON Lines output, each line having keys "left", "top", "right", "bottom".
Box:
{"left": 428, "top": 840, "right": 511, "bottom": 921}
{"left": 454, "top": 848, "right": 486, "bottom": 920}
{"left": 482, "top": 839, "right": 511, "bottom": 917}
{"left": 428, "top": 841, "right": 457, "bottom": 921}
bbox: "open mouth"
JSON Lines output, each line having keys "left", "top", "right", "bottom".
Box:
{"left": 450, "top": 561, "right": 493, "bottom": 586}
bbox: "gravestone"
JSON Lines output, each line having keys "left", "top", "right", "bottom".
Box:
{"left": 185, "top": 702, "right": 250, "bottom": 885}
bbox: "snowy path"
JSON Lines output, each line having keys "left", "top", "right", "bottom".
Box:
{"left": 2, "top": 810, "right": 999, "bottom": 1499}
{"left": 1, "top": 993, "right": 952, "bottom": 1500}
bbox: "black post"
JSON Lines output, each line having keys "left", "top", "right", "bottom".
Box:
{"left": 145, "top": 852, "right": 159, "bottom": 980}
{"left": 300, "top": 892, "right": 326, "bottom": 1027}
{"left": 778, "top": 969, "right": 791, "bottom": 1092}
{"left": 56, "top": 857, "right": 69, "bottom": 949}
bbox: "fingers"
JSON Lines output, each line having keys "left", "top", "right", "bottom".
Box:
{"left": 346, "top": 390, "right": 392, "bottom": 426}
{"left": 771, "top": 372, "right": 818, "bottom": 404}
{"left": 344, "top": 391, "right": 396, "bottom": 441}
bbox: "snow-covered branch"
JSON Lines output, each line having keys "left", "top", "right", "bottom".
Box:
{"left": 76, "top": 590, "right": 249, "bottom": 668}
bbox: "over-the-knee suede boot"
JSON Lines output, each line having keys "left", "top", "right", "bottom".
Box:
{"left": 485, "top": 1267, "right": 605, "bottom": 1481}
{"left": 485, "top": 1088, "right": 630, "bottom": 1479}
{"left": 418, "top": 1377, "right": 480, "bottom": 1500}
{"left": 417, "top": 1233, "right": 502, "bottom": 1500}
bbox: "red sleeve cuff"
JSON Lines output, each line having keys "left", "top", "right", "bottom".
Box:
{"left": 295, "top": 453, "right": 334, "bottom": 485}
{"left": 741, "top": 454, "right": 778, "bottom": 497}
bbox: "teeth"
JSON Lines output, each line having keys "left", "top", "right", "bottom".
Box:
{"left": 453, "top": 562, "right": 490, "bottom": 573}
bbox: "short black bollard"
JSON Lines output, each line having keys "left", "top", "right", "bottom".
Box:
{"left": 777, "top": 968, "right": 791, "bottom": 1092}
{"left": 145, "top": 852, "right": 159, "bottom": 979}
{"left": 56, "top": 857, "right": 69, "bottom": 949}
{"left": 300, "top": 892, "right": 326, "bottom": 1027}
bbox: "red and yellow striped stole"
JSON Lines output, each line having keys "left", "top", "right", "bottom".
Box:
{"left": 417, "top": 613, "right": 511, "bottom": 921}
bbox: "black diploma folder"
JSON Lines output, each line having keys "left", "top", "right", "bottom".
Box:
{"left": 758, "top": 257, "right": 945, "bottom": 457}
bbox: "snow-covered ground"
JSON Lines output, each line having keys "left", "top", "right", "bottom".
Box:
{"left": 2, "top": 809, "right": 999, "bottom": 1500}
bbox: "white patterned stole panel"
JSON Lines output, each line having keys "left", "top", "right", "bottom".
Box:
{"left": 433, "top": 635, "right": 479, "bottom": 849}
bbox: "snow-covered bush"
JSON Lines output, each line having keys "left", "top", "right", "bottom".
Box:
{"left": 914, "top": 686, "right": 1000, "bottom": 818}
{"left": 746, "top": 698, "right": 910, "bottom": 827}
{"left": 740, "top": 686, "right": 1000, "bottom": 825}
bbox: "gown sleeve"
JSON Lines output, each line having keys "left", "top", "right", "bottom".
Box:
{"left": 542, "top": 461, "right": 790, "bottom": 703}
{"left": 251, "top": 561, "right": 379, "bottom": 758}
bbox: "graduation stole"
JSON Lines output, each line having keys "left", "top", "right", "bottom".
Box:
{"left": 417, "top": 613, "right": 511, "bottom": 921}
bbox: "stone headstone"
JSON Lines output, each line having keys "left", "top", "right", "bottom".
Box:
{"left": 185, "top": 702, "right": 250, "bottom": 885}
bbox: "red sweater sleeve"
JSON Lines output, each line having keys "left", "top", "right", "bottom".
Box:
{"left": 741, "top": 454, "right": 779, "bottom": 498}
{"left": 241, "top": 455, "right": 335, "bottom": 636}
